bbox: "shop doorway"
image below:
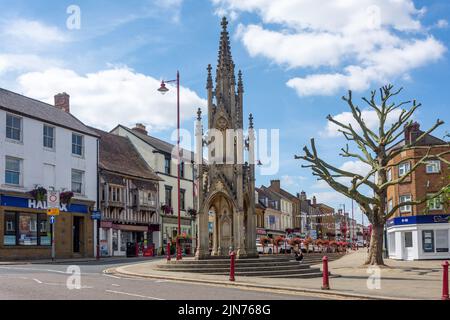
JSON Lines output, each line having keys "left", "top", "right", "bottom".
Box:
{"left": 73, "top": 216, "right": 84, "bottom": 254}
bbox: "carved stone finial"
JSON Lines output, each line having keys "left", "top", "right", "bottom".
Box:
{"left": 221, "top": 17, "right": 228, "bottom": 30}
{"left": 207, "top": 64, "right": 213, "bottom": 89}
{"left": 238, "top": 70, "right": 244, "bottom": 93}
{"left": 197, "top": 108, "right": 202, "bottom": 121}
{"left": 249, "top": 113, "right": 254, "bottom": 129}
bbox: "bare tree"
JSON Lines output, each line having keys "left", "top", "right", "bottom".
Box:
{"left": 296, "top": 85, "right": 450, "bottom": 265}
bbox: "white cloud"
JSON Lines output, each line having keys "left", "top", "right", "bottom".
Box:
{"left": 281, "top": 175, "right": 307, "bottom": 189}
{"left": 322, "top": 108, "right": 404, "bottom": 138}
{"left": 436, "top": 19, "right": 448, "bottom": 29}
{"left": 1, "top": 19, "right": 69, "bottom": 45}
{"left": 16, "top": 67, "right": 206, "bottom": 131}
{"left": 0, "top": 54, "right": 63, "bottom": 75}
{"left": 214, "top": 0, "right": 446, "bottom": 96}
{"left": 340, "top": 161, "right": 371, "bottom": 177}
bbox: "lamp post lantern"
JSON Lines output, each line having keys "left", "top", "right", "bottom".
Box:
{"left": 158, "top": 71, "right": 182, "bottom": 261}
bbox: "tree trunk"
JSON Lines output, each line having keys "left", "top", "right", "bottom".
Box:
{"left": 365, "top": 223, "right": 385, "bottom": 266}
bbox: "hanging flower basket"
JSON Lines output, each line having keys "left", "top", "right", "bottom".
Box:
{"left": 60, "top": 191, "right": 74, "bottom": 205}
{"left": 29, "top": 187, "right": 47, "bottom": 202}
{"left": 187, "top": 208, "right": 198, "bottom": 217}
{"left": 289, "top": 237, "right": 302, "bottom": 246}
{"left": 161, "top": 204, "right": 174, "bottom": 215}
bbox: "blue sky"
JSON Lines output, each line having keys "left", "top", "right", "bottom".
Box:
{"left": 1, "top": 0, "right": 449, "bottom": 223}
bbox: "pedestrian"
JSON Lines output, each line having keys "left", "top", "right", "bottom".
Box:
{"left": 295, "top": 251, "right": 304, "bottom": 264}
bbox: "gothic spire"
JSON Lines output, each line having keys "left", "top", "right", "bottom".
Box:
{"left": 238, "top": 70, "right": 244, "bottom": 93}
{"left": 218, "top": 17, "right": 232, "bottom": 71}
{"left": 206, "top": 64, "right": 213, "bottom": 89}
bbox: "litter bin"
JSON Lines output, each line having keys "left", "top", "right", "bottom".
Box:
{"left": 126, "top": 242, "right": 137, "bottom": 258}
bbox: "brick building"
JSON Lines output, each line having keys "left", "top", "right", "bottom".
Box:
{"left": 387, "top": 122, "right": 450, "bottom": 260}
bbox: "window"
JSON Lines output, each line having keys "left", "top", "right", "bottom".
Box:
{"left": 388, "top": 199, "right": 394, "bottom": 213}
{"left": 43, "top": 125, "right": 55, "bottom": 149}
{"left": 164, "top": 156, "right": 171, "bottom": 175}
{"left": 388, "top": 233, "right": 396, "bottom": 255}
{"left": 387, "top": 169, "right": 392, "bottom": 182}
{"left": 180, "top": 162, "right": 185, "bottom": 178}
{"left": 404, "top": 232, "right": 413, "bottom": 248}
{"left": 165, "top": 186, "right": 172, "bottom": 207}
{"left": 4, "top": 212, "right": 16, "bottom": 246}
{"left": 5, "top": 157, "right": 21, "bottom": 186}
{"left": 72, "top": 133, "right": 84, "bottom": 156}
{"left": 399, "top": 195, "right": 412, "bottom": 213}
{"left": 436, "top": 230, "right": 449, "bottom": 253}
{"left": 422, "top": 230, "right": 434, "bottom": 253}
{"left": 180, "top": 189, "right": 186, "bottom": 211}
{"left": 427, "top": 194, "right": 443, "bottom": 211}
{"left": 6, "top": 114, "right": 22, "bottom": 141}
{"left": 3, "top": 212, "right": 50, "bottom": 246}
{"left": 398, "top": 162, "right": 411, "bottom": 177}
{"left": 426, "top": 160, "right": 441, "bottom": 174}
{"left": 71, "top": 169, "right": 84, "bottom": 194}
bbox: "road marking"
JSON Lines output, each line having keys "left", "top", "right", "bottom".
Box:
{"left": 105, "top": 290, "right": 165, "bottom": 300}
{"left": 155, "top": 280, "right": 170, "bottom": 283}
{"left": 111, "top": 284, "right": 121, "bottom": 287}
{"left": 33, "top": 278, "right": 43, "bottom": 284}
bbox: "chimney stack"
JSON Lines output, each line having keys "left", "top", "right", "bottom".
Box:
{"left": 54, "top": 93, "right": 70, "bottom": 113}
{"left": 313, "top": 196, "right": 317, "bottom": 206}
{"left": 132, "top": 123, "right": 148, "bottom": 135}
{"left": 270, "top": 180, "right": 281, "bottom": 192}
{"left": 404, "top": 122, "right": 421, "bottom": 145}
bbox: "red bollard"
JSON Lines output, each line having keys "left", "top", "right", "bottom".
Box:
{"left": 166, "top": 242, "right": 171, "bottom": 261}
{"left": 442, "top": 261, "right": 449, "bottom": 300}
{"left": 135, "top": 241, "right": 139, "bottom": 257}
{"left": 321, "top": 256, "right": 330, "bottom": 290}
{"left": 229, "top": 251, "right": 236, "bottom": 282}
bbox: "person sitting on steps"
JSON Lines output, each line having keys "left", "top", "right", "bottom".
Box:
{"left": 295, "top": 251, "right": 304, "bottom": 264}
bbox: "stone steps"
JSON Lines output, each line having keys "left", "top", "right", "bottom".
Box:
{"left": 155, "top": 254, "right": 345, "bottom": 279}
{"left": 157, "top": 263, "right": 313, "bottom": 273}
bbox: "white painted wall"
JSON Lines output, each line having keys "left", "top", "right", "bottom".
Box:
{"left": 0, "top": 110, "right": 98, "bottom": 204}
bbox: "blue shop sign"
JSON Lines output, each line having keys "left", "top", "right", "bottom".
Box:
{"left": 0, "top": 195, "right": 89, "bottom": 214}
{"left": 388, "top": 214, "right": 450, "bottom": 228}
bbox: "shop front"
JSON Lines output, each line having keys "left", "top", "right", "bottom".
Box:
{"left": 0, "top": 193, "right": 94, "bottom": 260}
{"left": 100, "top": 222, "right": 159, "bottom": 257}
{"left": 162, "top": 215, "right": 195, "bottom": 254}
{"left": 387, "top": 214, "right": 450, "bottom": 261}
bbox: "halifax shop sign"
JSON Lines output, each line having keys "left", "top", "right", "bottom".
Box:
{"left": 387, "top": 214, "right": 450, "bottom": 228}
{"left": 0, "top": 195, "right": 89, "bottom": 214}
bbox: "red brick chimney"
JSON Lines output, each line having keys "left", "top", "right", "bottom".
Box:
{"left": 270, "top": 180, "right": 281, "bottom": 192}
{"left": 54, "top": 93, "right": 70, "bottom": 113}
{"left": 132, "top": 123, "right": 148, "bottom": 135}
{"left": 404, "top": 122, "right": 421, "bottom": 145}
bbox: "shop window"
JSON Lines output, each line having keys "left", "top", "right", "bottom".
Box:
{"left": 165, "top": 186, "right": 172, "bottom": 207}
{"left": 436, "top": 230, "right": 449, "bottom": 253}
{"left": 404, "top": 232, "right": 413, "bottom": 248}
{"left": 4, "top": 212, "right": 17, "bottom": 246}
{"left": 388, "top": 233, "right": 396, "bottom": 255}
{"left": 3, "top": 212, "right": 51, "bottom": 247}
{"left": 422, "top": 230, "right": 435, "bottom": 253}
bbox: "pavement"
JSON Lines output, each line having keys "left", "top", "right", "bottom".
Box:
{"left": 0, "top": 257, "right": 328, "bottom": 300}
{"left": 107, "top": 250, "right": 449, "bottom": 300}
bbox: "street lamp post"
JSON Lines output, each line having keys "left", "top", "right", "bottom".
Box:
{"left": 158, "top": 71, "right": 182, "bottom": 261}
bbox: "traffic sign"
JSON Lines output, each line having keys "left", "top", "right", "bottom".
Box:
{"left": 47, "top": 190, "right": 60, "bottom": 209}
{"left": 91, "top": 211, "right": 102, "bottom": 220}
{"left": 47, "top": 208, "right": 60, "bottom": 216}
{"left": 50, "top": 216, "right": 56, "bottom": 225}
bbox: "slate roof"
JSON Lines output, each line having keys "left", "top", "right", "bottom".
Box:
{"left": 115, "top": 125, "right": 195, "bottom": 162}
{"left": 0, "top": 88, "right": 98, "bottom": 137}
{"left": 389, "top": 130, "right": 448, "bottom": 151}
{"left": 92, "top": 128, "right": 161, "bottom": 181}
